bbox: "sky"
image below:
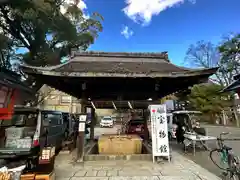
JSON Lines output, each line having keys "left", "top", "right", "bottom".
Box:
{"left": 72, "top": 0, "right": 240, "bottom": 66}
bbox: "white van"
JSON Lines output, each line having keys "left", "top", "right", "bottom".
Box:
{"left": 167, "top": 110, "right": 202, "bottom": 140}
{"left": 100, "top": 116, "right": 113, "bottom": 128}
{"left": 0, "top": 106, "right": 64, "bottom": 160}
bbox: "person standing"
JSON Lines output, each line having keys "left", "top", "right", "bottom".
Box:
{"left": 176, "top": 121, "right": 184, "bottom": 143}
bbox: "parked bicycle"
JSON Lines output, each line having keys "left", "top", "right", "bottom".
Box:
{"left": 209, "top": 132, "right": 240, "bottom": 180}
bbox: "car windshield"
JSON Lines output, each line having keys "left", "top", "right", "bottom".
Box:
{"left": 189, "top": 113, "right": 202, "bottom": 123}
{"left": 102, "top": 118, "right": 112, "bottom": 121}
{"left": 0, "top": 112, "right": 38, "bottom": 127}
{"left": 41, "top": 112, "right": 62, "bottom": 126}
{"left": 173, "top": 114, "right": 190, "bottom": 125}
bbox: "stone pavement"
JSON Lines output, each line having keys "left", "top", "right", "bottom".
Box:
{"left": 55, "top": 151, "right": 221, "bottom": 180}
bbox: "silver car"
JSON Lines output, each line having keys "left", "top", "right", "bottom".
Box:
{"left": 100, "top": 116, "right": 113, "bottom": 128}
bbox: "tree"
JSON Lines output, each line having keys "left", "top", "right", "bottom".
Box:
{"left": 0, "top": 0, "right": 103, "bottom": 68}
{"left": 0, "top": 0, "right": 103, "bottom": 106}
{"left": 0, "top": 34, "right": 19, "bottom": 69}
{"left": 218, "top": 33, "right": 240, "bottom": 126}
{"left": 187, "top": 84, "right": 231, "bottom": 123}
{"left": 185, "top": 35, "right": 240, "bottom": 86}
{"left": 218, "top": 33, "right": 240, "bottom": 85}
{"left": 185, "top": 41, "right": 219, "bottom": 68}
{"left": 184, "top": 40, "right": 226, "bottom": 85}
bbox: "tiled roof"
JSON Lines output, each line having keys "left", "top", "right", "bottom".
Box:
{"left": 45, "top": 51, "right": 191, "bottom": 73}
{"left": 21, "top": 51, "right": 218, "bottom": 78}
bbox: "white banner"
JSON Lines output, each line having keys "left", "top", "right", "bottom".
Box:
{"left": 150, "top": 104, "right": 170, "bottom": 161}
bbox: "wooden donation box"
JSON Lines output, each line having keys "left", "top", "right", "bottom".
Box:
{"left": 98, "top": 134, "right": 142, "bottom": 155}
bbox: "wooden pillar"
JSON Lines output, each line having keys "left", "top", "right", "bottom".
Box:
{"left": 90, "top": 107, "right": 95, "bottom": 141}
{"left": 76, "top": 83, "right": 87, "bottom": 162}
{"left": 143, "top": 109, "right": 149, "bottom": 141}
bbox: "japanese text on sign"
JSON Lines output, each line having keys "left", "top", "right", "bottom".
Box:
{"left": 150, "top": 104, "right": 170, "bottom": 161}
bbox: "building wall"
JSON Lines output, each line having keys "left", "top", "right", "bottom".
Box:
{"left": 38, "top": 85, "right": 82, "bottom": 113}
{"left": 95, "top": 109, "right": 115, "bottom": 117}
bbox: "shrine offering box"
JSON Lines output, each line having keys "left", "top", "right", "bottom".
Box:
{"left": 98, "top": 134, "right": 142, "bottom": 155}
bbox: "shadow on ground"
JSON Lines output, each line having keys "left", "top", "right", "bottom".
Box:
{"left": 170, "top": 141, "right": 224, "bottom": 177}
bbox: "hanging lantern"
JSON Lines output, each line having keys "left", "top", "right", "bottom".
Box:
{"left": 0, "top": 85, "right": 16, "bottom": 120}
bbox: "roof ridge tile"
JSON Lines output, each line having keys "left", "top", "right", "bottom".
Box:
{"left": 72, "top": 51, "right": 169, "bottom": 61}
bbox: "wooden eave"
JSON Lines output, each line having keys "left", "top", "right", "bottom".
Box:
{"left": 222, "top": 79, "right": 240, "bottom": 92}
{"left": 86, "top": 100, "right": 158, "bottom": 109}
{"left": 0, "top": 68, "right": 33, "bottom": 93}
{"left": 22, "top": 65, "right": 218, "bottom": 78}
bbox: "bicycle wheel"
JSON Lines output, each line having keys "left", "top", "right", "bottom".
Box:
{"left": 222, "top": 172, "right": 239, "bottom": 180}
{"left": 226, "top": 172, "right": 240, "bottom": 180}
{"left": 231, "top": 174, "right": 240, "bottom": 180}
{"left": 227, "top": 154, "right": 240, "bottom": 180}
{"left": 210, "top": 148, "right": 229, "bottom": 171}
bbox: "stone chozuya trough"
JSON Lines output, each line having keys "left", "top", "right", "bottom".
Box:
{"left": 84, "top": 134, "right": 152, "bottom": 161}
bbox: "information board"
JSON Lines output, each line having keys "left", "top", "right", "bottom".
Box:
{"left": 149, "top": 104, "right": 170, "bottom": 162}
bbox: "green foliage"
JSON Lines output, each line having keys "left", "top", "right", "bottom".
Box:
{"left": 188, "top": 84, "right": 231, "bottom": 115}
{"left": 0, "top": 34, "right": 14, "bottom": 69}
{"left": 218, "top": 33, "right": 240, "bottom": 85}
{"left": 0, "top": 0, "right": 103, "bottom": 67}
{"left": 184, "top": 35, "right": 240, "bottom": 124}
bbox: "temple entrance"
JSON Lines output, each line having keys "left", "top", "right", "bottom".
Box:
{"left": 22, "top": 51, "right": 217, "bottom": 162}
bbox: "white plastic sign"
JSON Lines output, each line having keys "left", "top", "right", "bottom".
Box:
{"left": 149, "top": 104, "right": 170, "bottom": 162}
{"left": 78, "top": 114, "right": 87, "bottom": 132}
{"left": 78, "top": 123, "right": 85, "bottom": 132}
